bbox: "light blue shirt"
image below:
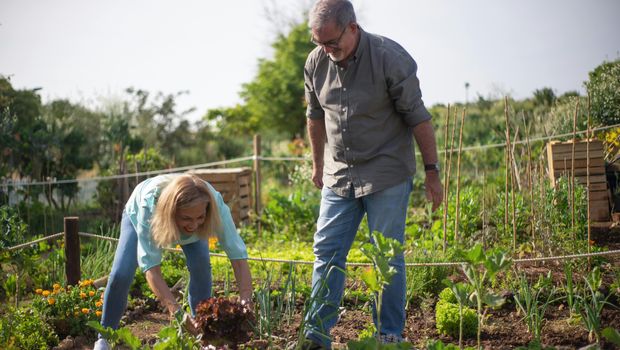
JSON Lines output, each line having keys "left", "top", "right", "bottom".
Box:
{"left": 124, "top": 174, "right": 248, "bottom": 272}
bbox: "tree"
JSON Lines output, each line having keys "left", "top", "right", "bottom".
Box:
{"left": 585, "top": 59, "right": 620, "bottom": 126}
{"left": 234, "top": 21, "right": 315, "bottom": 139}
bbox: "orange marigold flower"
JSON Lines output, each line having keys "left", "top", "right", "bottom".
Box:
{"left": 89, "top": 290, "right": 96, "bottom": 297}
{"left": 96, "top": 310, "right": 102, "bottom": 317}
{"left": 80, "top": 292, "right": 87, "bottom": 299}
{"left": 81, "top": 308, "right": 90, "bottom": 314}
{"left": 53, "top": 283, "right": 61, "bottom": 290}
{"left": 47, "top": 298, "right": 56, "bottom": 305}
{"left": 35, "top": 288, "right": 43, "bottom": 295}
{"left": 42, "top": 290, "right": 51, "bottom": 297}
{"left": 208, "top": 236, "right": 218, "bottom": 250}
{"left": 95, "top": 301, "right": 103, "bottom": 308}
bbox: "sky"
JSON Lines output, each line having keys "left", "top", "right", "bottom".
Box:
{"left": 1, "top": 0, "right": 619, "bottom": 123}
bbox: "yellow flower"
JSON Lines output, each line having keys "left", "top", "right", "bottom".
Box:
{"left": 208, "top": 236, "right": 218, "bottom": 250}
{"left": 35, "top": 288, "right": 43, "bottom": 295}
{"left": 74, "top": 311, "right": 80, "bottom": 317}
{"left": 175, "top": 244, "right": 181, "bottom": 249}
{"left": 95, "top": 301, "right": 103, "bottom": 308}
{"left": 47, "top": 297, "right": 56, "bottom": 305}
{"left": 42, "top": 290, "right": 51, "bottom": 297}
{"left": 96, "top": 310, "right": 102, "bottom": 317}
{"left": 53, "top": 283, "right": 61, "bottom": 290}
{"left": 80, "top": 292, "right": 87, "bottom": 299}
{"left": 89, "top": 290, "right": 96, "bottom": 297}
{"left": 81, "top": 308, "right": 90, "bottom": 314}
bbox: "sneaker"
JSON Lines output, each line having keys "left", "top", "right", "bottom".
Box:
{"left": 93, "top": 338, "right": 111, "bottom": 350}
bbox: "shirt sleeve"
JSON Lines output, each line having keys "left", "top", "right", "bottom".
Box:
{"left": 135, "top": 199, "right": 163, "bottom": 273}
{"left": 385, "top": 48, "right": 432, "bottom": 127}
{"left": 304, "top": 54, "right": 325, "bottom": 120}
{"left": 211, "top": 186, "right": 249, "bottom": 260}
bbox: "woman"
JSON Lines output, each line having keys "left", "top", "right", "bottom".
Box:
{"left": 94, "top": 173, "right": 252, "bottom": 350}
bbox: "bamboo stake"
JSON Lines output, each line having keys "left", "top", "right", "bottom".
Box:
{"left": 522, "top": 112, "right": 534, "bottom": 243}
{"left": 482, "top": 171, "right": 487, "bottom": 249}
{"left": 454, "top": 108, "right": 466, "bottom": 243}
{"left": 510, "top": 129, "right": 518, "bottom": 251}
{"left": 504, "top": 97, "right": 514, "bottom": 249}
{"left": 571, "top": 100, "right": 579, "bottom": 238}
{"left": 442, "top": 104, "right": 451, "bottom": 252}
{"left": 587, "top": 95, "right": 592, "bottom": 267}
{"left": 446, "top": 107, "right": 458, "bottom": 243}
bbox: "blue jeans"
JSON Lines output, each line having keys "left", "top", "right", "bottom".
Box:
{"left": 100, "top": 212, "right": 212, "bottom": 329}
{"left": 305, "top": 179, "right": 412, "bottom": 349}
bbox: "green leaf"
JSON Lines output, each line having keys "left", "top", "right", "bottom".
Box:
{"left": 361, "top": 268, "right": 380, "bottom": 292}
{"left": 116, "top": 328, "right": 142, "bottom": 350}
{"left": 481, "top": 293, "right": 505, "bottom": 307}
{"left": 602, "top": 327, "right": 620, "bottom": 346}
{"left": 465, "top": 244, "right": 484, "bottom": 264}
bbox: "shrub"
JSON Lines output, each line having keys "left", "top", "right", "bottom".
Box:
{"left": 435, "top": 300, "right": 477, "bottom": 339}
{"left": 31, "top": 279, "right": 103, "bottom": 338}
{"left": 439, "top": 287, "right": 457, "bottom": 304}
{"left": 0, "top": 307, "right": 58, "bottom": 349}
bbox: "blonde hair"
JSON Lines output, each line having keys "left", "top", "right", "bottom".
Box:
{"left": 150, "top": 174, "right": 221, "bottom": 247}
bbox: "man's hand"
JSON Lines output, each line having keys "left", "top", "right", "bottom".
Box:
{"left": 311, "top": 165, "right": 324, "bottom": 189}
{"left": 425, "top": 171, "right": 443, "bottom": 212}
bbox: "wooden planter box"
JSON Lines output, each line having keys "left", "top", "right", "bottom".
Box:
{"left": 546, "top": 139, "right": 610, "bottom": 221}
{"left": 188, "top": 167, "right": 252, "bottom": 226}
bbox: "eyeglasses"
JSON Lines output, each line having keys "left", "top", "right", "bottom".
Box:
{"left": 311, "top": 26, "right": 347, "bottom": 49}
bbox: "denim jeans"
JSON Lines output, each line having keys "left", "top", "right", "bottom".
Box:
{"left": 100, "top": 212, "right": 212, "bottom": 329}
{"left": 305, "top": 179, "right": 412, "bottom": 348}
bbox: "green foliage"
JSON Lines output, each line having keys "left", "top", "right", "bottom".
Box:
{"left": 576, "top": 268, "right": 616, "bottom": 343}
{"left": 585, "top": 59, "right": 620, "bottom": 126}
{"left": 240, "top": 22, "right": 316, "bottom": 138}
{"left": 435, "top": 300, "right": 478, "bottom": 339}
{"left": 0, "top": 307, "right": 59, "bottom": 350}
{"left": 439, "top": 287, "right": 458, "bottom": 304}
{"left": 513, "top": 272, "right": 559, "bottom": 343}
{"left": 602, "top": 327, "right": 620, "bottom": 347}
{"left": 31, "top": 280, "right": 103, "bottom": 339}
{"left": 426, "top": 339, "right": 476, "bottom": 350}
{"left": 347, "top": 337, "right": 413, "bottom": 350}
{"left": 88, "top": 321, "right": 147, "bottom": 350}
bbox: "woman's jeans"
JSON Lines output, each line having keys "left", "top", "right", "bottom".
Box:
{"left": 100, "top": 212, "right": 212, "bottom": 329}
{"left": 305, "top": 179, "right": 412, "bottom": 348}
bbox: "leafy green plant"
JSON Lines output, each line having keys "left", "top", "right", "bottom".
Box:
{"left": 460, "top": 244, "right": 512, "bottom": 349}
{"left": 602, "top": 327, "right": 620, "bottom": 347}
{"left": 435, "top": 298, "right": 477, "bottom": 340}
{"left": 356, "top": 231, "right": 404, "bottom": 349}
{"left": 31, "top": 279, "right": 103, "bottom": 338}
{"left": 0, "top": 307, "right": 59, "bottom": 350}
{"left": 575, "top": 269, "right": 616, "bottom": 343}
{"left": 513, "top": 272, "right": 559, "bottom": 344}
{"left": 87, "top": 321, "right": 145, "bottom": 350}
{"left": 444, "top": 282, "right": 475, "bottom": 348}
{"left": 425, "top": 339, "right": 476, "bottom": 350}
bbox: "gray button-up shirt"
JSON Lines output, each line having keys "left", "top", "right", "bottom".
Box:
{"left": 304, "top": 28, "right": 432, "bottom": 198}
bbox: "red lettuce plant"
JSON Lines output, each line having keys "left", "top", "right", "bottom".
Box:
{"left": 195, "top": 296, "right": 255, "bottom": 349}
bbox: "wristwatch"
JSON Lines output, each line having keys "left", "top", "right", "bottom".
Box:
{"left": 424, "top": 163, "right": 440, "bottom": 172}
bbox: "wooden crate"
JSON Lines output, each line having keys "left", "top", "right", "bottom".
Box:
{"left": 188, "top": 167, "right": 253, "bottom": 226}
{"left": 546, "top": 139, "right": 610, "bottom": 221}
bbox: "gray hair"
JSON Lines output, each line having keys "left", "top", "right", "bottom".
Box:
{"left": 308, "top": 0, "right": 357, "bottom": 30}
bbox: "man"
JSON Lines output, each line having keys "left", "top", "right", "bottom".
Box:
{"left": 303, "top": 0, "right": 443, "bottom": 348}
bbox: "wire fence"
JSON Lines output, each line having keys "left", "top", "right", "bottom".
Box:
{"left": 6, "top": 230, "right": 619, "bottom": 268}
{"left": 2, "top": 122, "right": 618, "bottom": 189}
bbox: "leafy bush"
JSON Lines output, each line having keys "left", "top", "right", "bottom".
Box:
{"left": 31, "top": 279, "right": 103, "bottom": 338}
{"left": 586, "top": 59, "right": 620, "bottom": 126}
{"left": 0, "top": 307, "right": 58, "bottom": 349}
{"left": 435, "top": 300, "right": 477, "bottom": 339}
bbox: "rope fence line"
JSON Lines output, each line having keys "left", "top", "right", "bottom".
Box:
{"left": 3, "top": 123, "right": 618, "bottom": 188}
{"left": 6, "top": 231, "right": 619, "bottom": 268}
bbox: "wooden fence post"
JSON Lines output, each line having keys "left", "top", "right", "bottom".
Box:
{"left": 64, "top": 217, "right": 81, "bottom": 286}
{"left": 253, "top": 134, "right": 262, "bottom": 235}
